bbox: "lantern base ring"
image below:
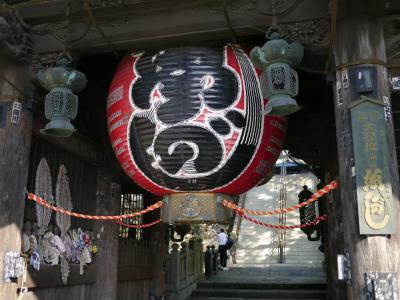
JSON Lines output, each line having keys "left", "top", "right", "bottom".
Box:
{"left": 161, "top": 192, "right": 235, "bottom": 225}
{"left": 40, "top": 117, "right": 77, "bottom": 138}
{"left": 264, "top": 95, "right": 301, "bottom": 116}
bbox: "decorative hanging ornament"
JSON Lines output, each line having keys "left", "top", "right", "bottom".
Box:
{"left": 55, "top": 164, "right": 73, "bottom": 283}
{"left": 107, "top": 45, "right": 287, "bottom": 224}
{"left": 37, "top": 54, "right": 87, "bottom": 137}
{"left": 250, "top": 29, "right": 304, "bottom": 116}
{"left": 35, "top": 158, "right": 54, "bottom": 236}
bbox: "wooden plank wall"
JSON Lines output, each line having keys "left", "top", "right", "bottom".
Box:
{"left": 20, "top": 137, "right": 116, "bottom": 300}
{"left": 25, "top": 136, "right": 98, "bottom": 230}
{"left": 117, "top": 280, "right": 150, "bottom": 300}
{"left": 118, "top": 238, "right": 152, "bottom": 265}
{"left": 20, "top": 137, "right": 159, "bottom": 300}
{"left": 116, "top": 238, "right": 154, "bottom": 300}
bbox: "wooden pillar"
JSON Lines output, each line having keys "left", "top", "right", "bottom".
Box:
{"left": 148, "top": 192, "right": 168, "bottom": 298}
{"left": 333, "top": 11, "right": 400, "bottom": 299}
{"left": 0, "top": 58, "right": 33, "bottom": 298}
{"left": 89, "top": 172, "right": 120, "bottom": 300}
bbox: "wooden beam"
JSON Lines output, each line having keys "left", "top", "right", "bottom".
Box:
{"left": 17, "top": 265, "right": 97, "bottom": 289}
{"left": 21, "top": 0, "right": 330, "bottom": 54}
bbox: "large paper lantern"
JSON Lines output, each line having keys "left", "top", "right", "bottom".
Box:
{"left": 107, "top": 45, "right": 287, "bottom": 223}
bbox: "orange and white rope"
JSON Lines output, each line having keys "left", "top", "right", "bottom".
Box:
{"left": 115, "top": 219, "right": 162, "bottom": 228}
{"left": 239, "top": 212, "right": 328, "bottom": 229}
{"left": 223, "top": 180, "right": 338, "bottom": 216}
{"left": 27, "top": 193, "right": 163, "bottom": 220}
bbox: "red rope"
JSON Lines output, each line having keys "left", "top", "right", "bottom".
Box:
{"left": 223, "top": 180, "right": 338, "bottom": 216}
{"left": 115, "top": 219, "right": 162, "bottom": 228}
{"left": 239, "top": 212, "right": 328, "bottom": 229}
{"left": 27, "top": 193, "right": 163, "bottom": 220}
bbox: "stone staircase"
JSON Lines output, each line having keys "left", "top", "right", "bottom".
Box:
{"left": 189, "top": 167, "right": 329, "bottom": 300}
{"left": 233, "top": 171, "right": 324, "bottom": 267}
{"left": 190, "top": 282, "right": 327, "bottom": 299}
{"left": 189, "top": 266, "right": 327, "bottom": 300}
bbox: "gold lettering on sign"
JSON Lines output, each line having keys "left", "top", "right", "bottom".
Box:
{"left": 363, "top": 122, "right": 377, "bottom": 158}
{"left": 362, "top": 168, "right": 390, "bottom": 229}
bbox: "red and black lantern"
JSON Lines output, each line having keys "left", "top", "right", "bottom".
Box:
{"left": 107, "top": 45, "right": 286, "bottom": 222}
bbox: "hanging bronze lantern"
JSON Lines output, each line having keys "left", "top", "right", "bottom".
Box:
{"left": 37, "top": 56, "right": 87, "bottom": 137}
{"left": 299, "top": 201, "right": 320, "bottom": 241}
{"left": 250, "top": 31, "right": 304, "bottom": 116}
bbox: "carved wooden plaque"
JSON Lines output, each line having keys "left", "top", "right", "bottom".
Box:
{"left": 350, "top": 98, "right": 398, "bottom": 234}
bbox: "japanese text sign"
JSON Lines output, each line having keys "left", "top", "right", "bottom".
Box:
{"left": 350, "top": 97, "right": 397, "bottom": 234}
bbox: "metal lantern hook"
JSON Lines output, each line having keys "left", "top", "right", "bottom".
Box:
{"left": 265, "top": 26, "right": 282, "bottom": 40}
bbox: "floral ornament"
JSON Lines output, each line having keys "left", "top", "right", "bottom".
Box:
{"left": 82, "top": 232, "right": 91, "bottom": 245}
{"left": 22, "top": 233, "right": 30, "bottom": 253}
{"left": 39, "top": 232, "right": 54, "bottom": 265}
{"left": 30, "top": 249, "right": 41, "bottom": 271}
{"left": 77, "top": 228, "right": 89, "bottom": 250}
{"left": 63, "top": 234, "right": 73, "bottom": 261}
{"left": 79, "top": 247, "right": 92, "bottom": 275}
{"left": 51, "top": 234, "right": 66, "bottom": 254}
{"left": 29, "top": 234, "right": 38, "bottom": 252}
{"left": 71, "top": 229, "right": 79, "bottom": 248}
{"left": 4, "top": 252, "right": 24, "bottom": 283}
{"left": 91, "top": 244, "right": 98, "bottom": 254}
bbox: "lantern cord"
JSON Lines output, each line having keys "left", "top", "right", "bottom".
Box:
{"left": 26, "top": 192, "right": 163, "bottom": 220}
{"left": 283, "top": 150, "right": 317, "bottom": 176}
{"left": 220, "top": 0, "right": 237, "bottom": 44}
{"left": 239, "top": 211, "right": 328, "bottom": 230}
{"left": 63, "top": 2, "right": 71, "bottom": 56}
{"left": 83, "top": 0, "right": 119, "bottom": 56}
{"left": 223, "top": 180, "right": 338, "bottom": 216}
{"left": 324, "top": 0, "right": 337, "bottom": 75}
{"left": 271, "top": 0, "right": 277, "bottom": 28}
{"left": 115, "top": 219, "right": 162, "bottom": 228}
{"left": 256, "top": 0, "right": 303, "bottom": 17}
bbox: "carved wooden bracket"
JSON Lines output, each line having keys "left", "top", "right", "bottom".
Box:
{"left": 0, "top": 10, "right": 32, "bottom": 60}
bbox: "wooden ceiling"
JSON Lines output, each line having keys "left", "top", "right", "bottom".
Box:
{"left": 3, "top": 0, "right": 400, "bottom": 175}
{"left": 16, "top": 0, "right": 330, "bottom": 53}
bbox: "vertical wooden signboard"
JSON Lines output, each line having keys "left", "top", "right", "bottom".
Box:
{"left": 350, "top": 97, "right": 397, "bottom": 234}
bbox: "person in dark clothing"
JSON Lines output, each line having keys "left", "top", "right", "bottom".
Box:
{"left": 298, "top": 185, "right": 318, "bottom": 240}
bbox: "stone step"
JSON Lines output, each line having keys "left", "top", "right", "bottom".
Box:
{"left": 235, "top": 251, "right": 322, "bottom": 261}
{"left": 234, "top": 262, "right": 322, "bottom": 268}
{"left": 235, "top": 249, "right": 321, "bottom": 257}
{"left": 235, "top": 244, "right": 322, "bottom": 250}
{"left": 234, "top": 258, "right": 322, "bottom": 263}
{"left": 233, "top": 264, "right": 324, "bottom": 270}
{"left": 191, "top": 288, "right": 327, "bottom": 299}
{"left": 191, "top": 298, "right": 322, "bottom": 300}
{"left": 197, "top": 282, "right": 326, "bottom": 290}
